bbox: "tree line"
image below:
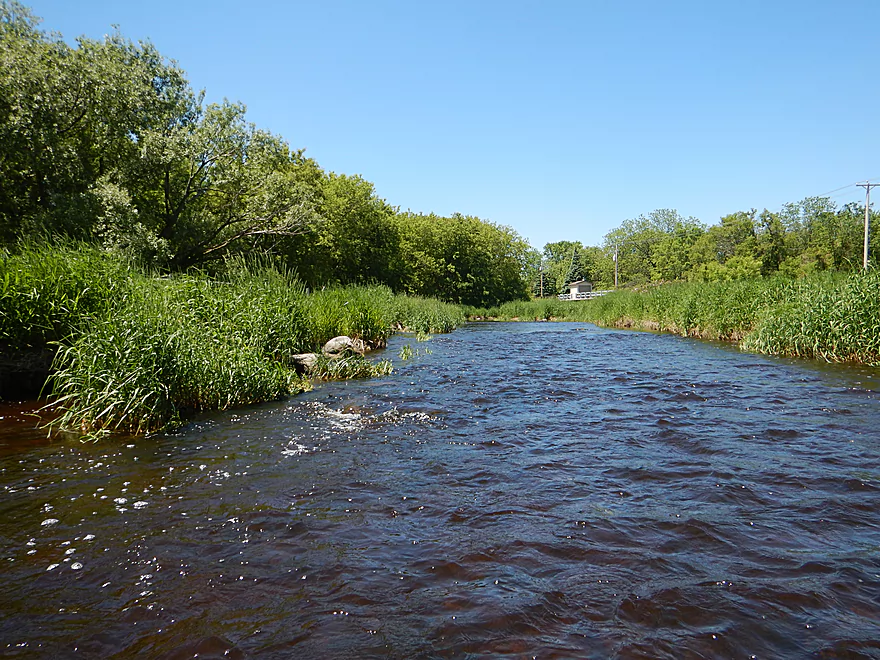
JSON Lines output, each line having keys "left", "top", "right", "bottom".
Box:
{"left": 0, "top": 2, "right": 533, "bottom": 307}
{"left": 536, "top": 200, "right": 880, "bottom": 295}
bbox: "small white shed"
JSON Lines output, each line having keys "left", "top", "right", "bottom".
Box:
{"left": 568, "top": 280, "right": 592, "bottom": 299}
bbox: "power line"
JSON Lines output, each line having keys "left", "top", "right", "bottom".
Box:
{"left": 816, "top": 176, "right": 880, "bottom": 199}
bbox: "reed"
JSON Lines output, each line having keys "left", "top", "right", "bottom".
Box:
{"left": 742, "top": 272, "right": 880, "bottom": 365}
{"left": 389, "top": 295, "right": 465, "bottom": 334}
{"left": 0, "top": 244, "right": 465, "bottom": 435}
{"left": 0, "top": 241, "right": 131, "bottom": 349}
{"left": 467, "top": 273, "right": 880, "bottom": 366}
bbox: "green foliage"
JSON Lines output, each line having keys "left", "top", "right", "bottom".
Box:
{"left": 0, "top": 2, "right": 191, "bottom": 241}
{"left": 539, "top": 241, "right": 607, "bottom": 293}
{"left": 743, "top": 272, "right": 880, "bottom": 365}
{"left": 301, "top": 173, "right": 403, "bottom": 287}
{"left": 0, "top": 4, "right": 537, "bottom": 305}
{"left": 393, "top": 212, "right": 532, "bottom": 306}
{"left": 604, "top": 210, "right": 706, "bottom": 285}
{"left": 0, "top": 244, "right": 463, "bottom": 435}
{"left": 466, "top": 297, "right": 575, "bottom": 321}
{"left": 471, "top": 273, "right": 880, "bottom": 366}
{"left": 389, "top": 294, "right": 465, "bottom": 334}
{"left": 0, "top": 241, "right": 130, "bottom": 349}
{"left": 309, "top": 354, "right": 393, "bottom": 381}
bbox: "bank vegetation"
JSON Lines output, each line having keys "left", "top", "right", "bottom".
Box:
{"left": 1, "top": 243, "right": 464, "bottom": 435}
{"left": 469, "top": 272, "right": 880, "bottom": 366}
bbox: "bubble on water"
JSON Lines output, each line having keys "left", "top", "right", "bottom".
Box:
{"left": 40, "top": 519, "right": 58, "bottom": 527}
{"left": 70, "top": 562, "right": 83, "bottom": 570}
{"left": 46, "top": 563, "right": 59, "bottom": 571}
{"left": 114, "top": 497, "right": 127, "bottom": 505}
{"left": 83, "top": 534, "right": 95, "bottom": 541}
{"left": 133, "top": 501, "right": 148, "bottom": 509}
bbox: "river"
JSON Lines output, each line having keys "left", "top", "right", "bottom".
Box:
{"left": 1, "top": 322, "right": 879, "bottom": 658}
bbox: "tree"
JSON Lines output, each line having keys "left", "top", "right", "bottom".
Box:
{"left": 0, "top": 2, "right": 190, "bottom": 241}
{"left": 542, "top": 241, "right": 583, "bottom": 293}
{"left": 298, "top": 172, "right": 402, "bottom": 287}
{"left": 395, "top": 212, "right": 531, "bottom": 306}
{"left": 114, "top": 100, "right": 321, "bottom": 268}
{"left": 604, "top": 209, "right": 703, "bottom": 284}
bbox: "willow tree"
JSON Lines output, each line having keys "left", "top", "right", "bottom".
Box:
{"left": 113, "top": 100, "right": 322, "bottom": 269}
{"left": 0, "top": 0, "right": 189, "bottom": 241}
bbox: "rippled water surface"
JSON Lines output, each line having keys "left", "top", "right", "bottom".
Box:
{"left": 2, "top": 322, "right": 880, "bottom": 658}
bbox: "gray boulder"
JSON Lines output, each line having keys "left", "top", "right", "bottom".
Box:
{"left": 322, "top": 336, "right": 365, "bottom": 357}
{"left": 290, "top": 353, "right": 319, "bottom": 374}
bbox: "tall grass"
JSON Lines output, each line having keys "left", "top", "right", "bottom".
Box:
{"left": 390, "top": 295, "right": 465, "bottom": 334}
{"left": 50, "top": 273, "right": 310, "bottom": 435}
{"left": 1, "top": 244, "right": 465, "bottom": 436}
{"left": 467, "top": 272, "right": 880, "bottom": 366}
{"left": 743, "top": 272, "right": 880, "bottom": 364}
{"left": 0, "top": 242, "right": 131, "bottom": 349}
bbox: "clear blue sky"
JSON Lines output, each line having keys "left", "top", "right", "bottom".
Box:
{"left": 26, "top": 0, "right": 880, "bottom": 250}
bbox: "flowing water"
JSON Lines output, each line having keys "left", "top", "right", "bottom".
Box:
{"left": 1, "top": 322, "right": 880, "bottom": 659}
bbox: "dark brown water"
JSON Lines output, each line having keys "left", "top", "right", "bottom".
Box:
{"left": 2, "top": 322, "right": 880, "bottom": 659}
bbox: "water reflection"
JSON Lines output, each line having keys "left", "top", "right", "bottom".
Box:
{"left": 1, "top": 323, "right": 880, "bottom": 658}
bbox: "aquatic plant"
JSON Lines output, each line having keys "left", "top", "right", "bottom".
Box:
{"left": 467, "top": 272, "right": 880, "bottom": 366}
{"left": 389, "top": 295, "right": 465, "bottom": 334}
{"left": 743, "top": 271, "right": 880, "bottom": 365}
{"left": 0, "top": 241, "right": 131, "bottom": 349}
{"left": 309, "top": 354, "right": 393, "bottom": 381}
{"left": 0, "top": 245, "right": 465, "bottom": 434}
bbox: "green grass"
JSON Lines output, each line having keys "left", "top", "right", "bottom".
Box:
{"left": 0, "top": 243, "right": 465, "bottom": 436}
{"left": 0, "top": 241, "right": 131, "bottom": 350}
{"left": 467, "top": 273, "right": 880, "bottom": 366}
{"left": 742, "top": 272, "right": 880, "bottom": 364}
{"left": 389, "top": 294, "right": 465, "bottom": 334}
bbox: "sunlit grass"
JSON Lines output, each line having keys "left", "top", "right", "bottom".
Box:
{"left": 1, "top": 244, "right": 465, "bottom": 436}
{"left": 467, "top": 272, "right": 880, "bottom": 366}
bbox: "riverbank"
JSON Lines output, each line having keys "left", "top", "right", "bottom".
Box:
{"left": 465, "top": 272, "right": 880, "bottom": 366}
{"left": 1, "top": 244, "right": 464, "bottom": 436}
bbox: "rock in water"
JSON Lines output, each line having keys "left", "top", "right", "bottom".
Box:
{"left": 290, "top": 353, "right": 319, "bottom": 374}
{"left": 322, "top": 336, "right": 364, "bottom": 356}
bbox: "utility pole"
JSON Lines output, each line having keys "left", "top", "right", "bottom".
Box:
{"left": 614, "top": 243, "right": 619, "bottom": 288}
{"left": 858, "top": 181, "right": 879, "bottom": 270}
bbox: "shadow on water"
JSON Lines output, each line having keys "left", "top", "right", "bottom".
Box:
{"left": 1, "top": 322, "right": 880, "bottom": 658}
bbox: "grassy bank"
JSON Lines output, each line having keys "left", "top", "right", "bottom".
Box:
{"left": 1, "top": 244, "right": 464, "bottom": 436}
{"left": 466, "top": 273, "right": 880, "bottom": 366}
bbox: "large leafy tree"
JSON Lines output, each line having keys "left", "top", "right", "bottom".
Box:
{"left": 542, "top": 241, "right": 583, "bottom": 293}
{"left": 395, "top": 212, "right": 531, "bottom": 306}
{"left": 604, "top": 209, "right": 703, "bottom": 284}
{"left": 113, "top": 100, "right": 321, "bottom": 268}
{"left": 313, "top": 173, "right": 402, "bottom": 286}
{"left": 0, "top": 1, "right": 189, "bottom": 240}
